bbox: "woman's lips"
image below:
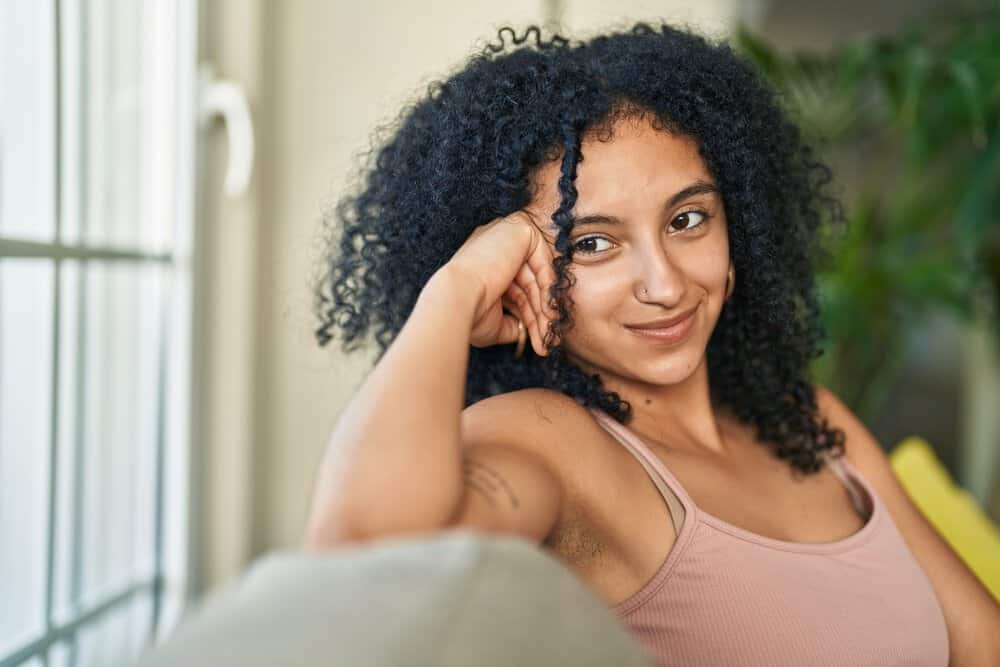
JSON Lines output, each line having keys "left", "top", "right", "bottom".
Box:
{"left": 624, "top": 306, "right": 697, "bottom": 344}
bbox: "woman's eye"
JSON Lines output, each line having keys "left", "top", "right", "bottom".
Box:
{"left": 670, "top": 210, "right": 709, "bottom": 232}
{"left": 573, "top": 236, "right": 614, "bottom": 255}
{"left": 573, "top": 211, "right": 710, "bottom": 255}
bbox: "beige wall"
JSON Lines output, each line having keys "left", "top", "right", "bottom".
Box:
{"left": 195, "top": 0, "right": 744, "bottom": 593}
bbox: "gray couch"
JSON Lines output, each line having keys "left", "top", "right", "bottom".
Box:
{"left": 136, "top": 530, "right": 656, "bottom": 666}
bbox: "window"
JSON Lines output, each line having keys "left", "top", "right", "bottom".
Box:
{"left": 0, "top": 1, "right": 196, "bottom": 665}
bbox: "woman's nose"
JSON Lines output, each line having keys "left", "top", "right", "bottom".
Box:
{"left": 635, "top": 246, "right": 685, "bottom": 304}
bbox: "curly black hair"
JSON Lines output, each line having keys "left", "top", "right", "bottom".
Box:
{"left": 312, "top": 21, "right": 849, "bottom": 476}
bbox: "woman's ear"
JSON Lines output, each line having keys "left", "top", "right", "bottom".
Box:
{"left": 725, "top": 264, "right": 735, "bottom": 301}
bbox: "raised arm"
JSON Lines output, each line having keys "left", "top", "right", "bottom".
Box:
{"left": 304, "top": 212, "right": 560, "bottom": 548}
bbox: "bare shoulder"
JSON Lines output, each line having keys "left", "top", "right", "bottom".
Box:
{"left": 461, "top": 389, "right": 618, "bottom": 566}
{"left": 813, "top": 383, "right": 1000, "bottom": 662}
{"left": 445, "top": 388, "right": 587, "bottom": 545}
{"left": 460, "top": 387, "right": 597, "bottom": 466}
{"left": 459, "top": 388, "right": 608, "bottom": 518}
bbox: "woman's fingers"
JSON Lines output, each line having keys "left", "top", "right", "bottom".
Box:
{"left": 500, "top": 295, "right": 525, "bottom": 345}
{"left": 479, "top": 217, "right": 557, "bottom": 356}
{"left": 515, "top": 262, "right": 542, "bottom": 320}
{"left": 459, "top": 212, "right": 562, "bottom": 352}
{"left": 509, "top": 283, "right": 539, "bottom": 356}
{"left": 505, "top": 281, "right": 545, "bottom": 357}
{"left": 524, "top": 228, "right": 559, "bottom": 319}
{"left": 514, "top": 264, "right": 546, "bottom": 355}
{"left": 497, "top": 298, "right": 521, "bottom": 345}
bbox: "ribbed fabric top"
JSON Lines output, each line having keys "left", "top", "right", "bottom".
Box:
{"left": 587, "top": 407, "right": 950, "bottom": 667}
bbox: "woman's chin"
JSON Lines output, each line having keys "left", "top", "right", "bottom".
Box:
{"left": 633, "top": 349, "right": 704, "bottom": 382}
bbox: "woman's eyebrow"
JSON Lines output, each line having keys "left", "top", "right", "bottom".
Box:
{"left": 570, "top": 179, "right": 719, "bottom": 227}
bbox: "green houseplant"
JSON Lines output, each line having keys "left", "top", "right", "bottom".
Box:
{"left": 733, "top": 3, "right": 1000, "bottom": 424}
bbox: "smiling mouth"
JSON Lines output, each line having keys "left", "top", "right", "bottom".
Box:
{"left": 624, "top": 305, "right": 698, "bottom": 344}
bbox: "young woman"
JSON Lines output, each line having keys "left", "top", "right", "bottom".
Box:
{"left": 305, "top": 22, "right": 1000, "bottom": 666}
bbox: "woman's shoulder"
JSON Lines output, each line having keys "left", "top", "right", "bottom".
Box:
{"left": 461, "top": 388, "right": 604, "bottom": 463}
{"left": 463, "top": 387, "right": 598, "bottom": 431}
{"left": 475, "top": 387, "right": 592, "bottom": 412}
{"left": 462, "top": 388, "right": 631, "bottom": 562}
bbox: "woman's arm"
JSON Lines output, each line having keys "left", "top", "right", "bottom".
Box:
{"left": 304, "top": 267, "right": 479, "bottom": 547}
{"left": 304, "top": 212, "right": 556, "bottom": 548}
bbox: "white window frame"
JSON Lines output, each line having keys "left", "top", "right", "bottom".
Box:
{"left": 0, "top": 0, "right": 198, "bottom": 663}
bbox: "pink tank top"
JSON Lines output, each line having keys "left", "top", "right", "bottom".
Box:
{"left": 587, "top": 406, "right": 950, "bottom": 667}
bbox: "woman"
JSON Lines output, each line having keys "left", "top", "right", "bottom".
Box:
{"left": 305, "top": 22, "right": 1000, "bottom": 666}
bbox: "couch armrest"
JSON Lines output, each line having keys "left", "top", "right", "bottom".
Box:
{"left": 136, "top": 531, "right": 655, "bottom": 667}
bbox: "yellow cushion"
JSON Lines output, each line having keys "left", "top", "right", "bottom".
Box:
{"left": 890, "top": 437, "right": 1000, "bottom": 602}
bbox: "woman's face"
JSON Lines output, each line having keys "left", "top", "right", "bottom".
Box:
{"left": 525, "top": 115, "right": 731, "bottom": 388}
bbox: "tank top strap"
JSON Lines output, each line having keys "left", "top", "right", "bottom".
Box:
{"left": 588, "top": 406, "right": 876, "bottom": 528}
{"left": 821, "top": 451, "right": 874, "bottom": 520}
{"left": 587, "top": 407, "right": 691, "bottom": 534}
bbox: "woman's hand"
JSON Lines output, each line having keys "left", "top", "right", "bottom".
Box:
{"left": 441, "top": 211, "right": 560, "bottom": 356}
